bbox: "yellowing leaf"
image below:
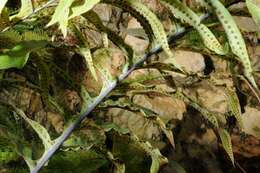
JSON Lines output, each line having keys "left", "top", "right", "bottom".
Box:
{"left": 46, "top": 0, "right": 74, "bottom": 37}
{"left": 218, "top": 129, "right": 234, "bottom": 165}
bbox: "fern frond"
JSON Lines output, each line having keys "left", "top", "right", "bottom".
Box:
{"left": 72, "top": 24, "right": 98, "bottom": 81}
{"left": 33, "top": 54, "right": 52, "bottom": 107}
{"left": 102, "top": 0, "right": 182, "bottom": 71}
{"left": 83, "top": 11, "right": 134, "bottom": 65}
{"left": 11, "top": 0, "right": 34, "bottom": 19}
{"left": 205, "top": 0, "right": 258, "bottom": 89}
{"left": 218, "top": 129, "right": 234, "bottom": 165}
{"left": 93, "top": 48, "right": 115, "bottom": 91}
{"left": 174, "top": 89, "right": 219, "bottom": 128}
{"left": 46, "top": 0, "right": 74, "bottom": 37}
{"left": 0, "top": 30, "right": 22, "bottom": 48}
{"left": 69, "top": 0, "right": 100, "bottom": 19}
{"left": 80, "top": 47, "right": 98, "bottom": 81}
{"left": 23, "top": 30, "right": 49, "bottom": 41}
{"left": 13, "top": 106, "right": 54, "bottom": 151}
{"left": 246, "top": 0, "right": 260, "bottom": 26}
{"left": 224, "top": 87, "right": 243, "bottom": 129}
{"left": 0, "top": 0, "right": 8, "bottom": 15}
{"left": 161, "top": 0, "right": 227, "bottom": 55}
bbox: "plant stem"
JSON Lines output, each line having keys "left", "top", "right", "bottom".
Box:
{"left": 31, "top": 9, "right": 210, "bottom": 173}
{"left": 30, "top": 24, "right": 191, "bottom": 173}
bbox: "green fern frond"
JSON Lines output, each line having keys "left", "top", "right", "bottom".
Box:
{"left": 205, "top": 0, "right": 258, "bottom": 89}
{"left": 174, "top": 89, "right": 219, "bottom": 128}
{"left": 0, "top": 30, "right": 22, "bottom": 48}
{"left": 13, "top": 106, "right": 54, "bottom": 150}
{"left": 69, "top": 0, "right": 100, "bottom": 19}
{"left": 0, "top": 0, "right": 8, "bottom": 15}
{"left": 102, "top": 0, "right": 182, "bottom": 71}
{"left": 0, "top": 140, "right": 18, "bottom": 164}
{"left": 218, "top": 129, "right": 234, "bottom": 165}
{"left": 34, "top": 54, "right": 52, "bottom": 104}
{"left": 83, "top": 11, "right": 134, "bottom": 65}
{"left": 72, "top": 23, "right": 98, "bottom": 81}
{"left": 93, "top": 48, "right": 115, "bottom": 91}
{"left": 23, "top": 30, "right": 49, "bottom": 41}
{"left": 224, "top": 87, "right": 243, "bottom": 129}
{"left": 11, "top": 0, "right": 34, "bottom": 20}
{"left": 161, "top": 0, "right": 227, "bottom": 55}
{"left": 46, "top": 0, "right": 74, "bottom": 37}
{"left": 80, "top": 47, "right": 98, "bottom": 81}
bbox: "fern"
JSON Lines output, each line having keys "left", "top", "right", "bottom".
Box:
{"left": 0, "top": 40, "right": 48, "bottom": 69}
{"left": 23, "top": 30, "right": 49, "bottom": 41}
{"left": 83, "top": 11, "right": 134, "bottom": 65}
{"left": 102, "top": 0, "right": 182, "bottom": 71}
{"left": 224, "top": 87, "right": 243, "bottom": 129}
{"left": 246, "top": 0, "right": 260, "bottom": 26}
{"left": 11, "top": 0, "right": 34, "bottom": 20}
{"left": 161, "top": 0, "right": 227, "bottom": 55}
{"left": 218, "top": 129, "right": 234, "bottom": 165}
{"left": 205, "top": 0, "right": 258, "bottom": 89}
{"left": 174, "top": 89, "right": 219, "bottom": 128}
{"left": 0, "top": 0, "right": 8, "bottom": 14}
{"left": 0, "top": 30, "right": 23, "bottom": 48}
{"left": 73, "top": 24, "right": 98, "bottom": 81}
{"left": 13, "top": 106, "right": 54, "bottom": 151}
{"left": 47, "top": 0, "right": 75, "bottom": 37}
{"left": 93, "top": 48, "right": 115, "bottom": 91}
{"left": 69, "top": 0, "right": 100, "bottom": 19}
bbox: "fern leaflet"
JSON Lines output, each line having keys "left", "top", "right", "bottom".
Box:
{"left": 205, "top": 0, "right": 258, "bottom": 89}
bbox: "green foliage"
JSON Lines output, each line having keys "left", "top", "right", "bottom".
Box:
{"left": 218, "top": 129, "right": 234, "bottom": 165}
{"left": 11, "top": 0, "right": 34, "bottom": 19}
{"left": 161, "top": 0, "right": 227, "bottom": 55}
{"left": 205, "top": 0, "right": 258, "bottom": 89}
{"left": 0, "top": 40, "right": 47, "bottom": 69}
{"left": 246, "top": 0, "right": 260, "bottom": 26}
{"left": 0, "top": 0, "right": 8, "bottom": 15}
{"left": 0, "top": 0, "right": 259, "bottom": 172}
{"left": 224, "top": 87, "right": 243, "bottom": 129}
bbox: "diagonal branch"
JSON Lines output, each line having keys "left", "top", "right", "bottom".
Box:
{"left": 30, "top": 12, "right": 210, "bottom": 173}
{"left": 30, "top": 30, "right": 185, "bottom": 173}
